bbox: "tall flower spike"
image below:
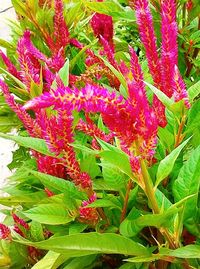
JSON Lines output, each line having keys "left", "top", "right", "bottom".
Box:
{"left": 161, "top": 0, "right": 178, "bottom": 98}
{"left": 0, "top": 50, "right": 21, "bottom": 79}
{"left": 134, "top": 0, "right": 167, "bottom": 127}
{"left": 17, "top": 32, "right": 41, "bottom": 89}
{"left": 0, "top": 80, "right": 41, "bottom": 137}
{"left": 134, "top": 0, "right": 162, "bottom": 88}
{"left": 24, "top": 84, "right": 157, "bottom": 157}
{"left": 54, "top": 0, "right": 69, "bottom": 49}
{"left": 0, "top": 224, "right": 11, "bottom": 240}
{"left": 90, "top": 1, "right": 114, "bottom": 50}
{"left": 37, "top": 107, "right": 92, "bottom": 189}
{"left": 172, "top": 66, "right": 190, "bottom": 109}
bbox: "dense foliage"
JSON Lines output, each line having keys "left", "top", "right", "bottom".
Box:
{"left": 0, "top": 0, "right": 199, "bottom": 268}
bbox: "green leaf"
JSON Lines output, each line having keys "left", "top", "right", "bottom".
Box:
{"left": 155, "top": 138, "right": 190, "bottom": 188}
{"left": 160, "top": 245, "right": 200, "bottom": 259}
{"left": 101, "top": 161, "right": 127, "bottom": 190}
{"left": 24, "top": 204, "right": 74, "bottom": 225}
{"left": 86, "top": 198, "right": 121, "bottom": 210}
{"left": 32, "top": 251, "right": 69, "bottom": 269}
{"left": 188, "top": 80, "right": 200, "bottom": 101}
{"left": 120, "top": 207, "right": 178, "bottom": 237}
{"left": 80, "top": 155, "right": 101, "bottom": 179}
{"left": 0, "top": 115, "right": 21, "bottom": 133}
{"left": 28, "top": 170, "right": 86, "bottom": 200}
{"left": 144, "top": 81, "right": 173, "bottom": 109}
{"left": 11, "top": 0, "right": 30, "bottom": 18}
{"left": 58, "top": 59, "right": 69, "bottom": 86}
{"left": 0, "top": 133, "right": 53, "bottom": 156}
{"left": 85, "top": 1, "right": 135, "bottom": 22}
{"left": 186, "top": 100, "right": 200, "bottom": 134}
{"left": 63, "top": 255, "right": 97, "bottom": 269}
{"left": 30, "top": 221, "right": 45, "bottom": 242}
{"left": 15, "top": 232, "right": 149, "bottom": 257}
{"left": 0, "top": 192, "right": 46, "bottom": 206}
{"left": 0, "top": 67, "right": 27, "bottom": 91}
{"left": 125, "top": 254, "right": 163, "bottom": 263}
{"left": 99, "top": 150, "right": 134, "bottom": 179}
{"left": 173, "top": 145, "right": 200, "bottom": 234}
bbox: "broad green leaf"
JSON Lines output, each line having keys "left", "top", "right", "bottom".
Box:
{"left": 85, "top": 1, "right": 135, "bottom": 22}
{"left": 0, "top": 192, "right": 46, "bottom": 206}
{"left": 32, "top": 251, "right": 71, "bottom": 269}
{"left": 15, "top": 232, "right": 149, "bottom": 256}
{"left": 32, "top": 251, "right": 69, "bottom": 269}
{"left": 58, "top": 59, "right": 69, "bottom": 86}
{"left": 144, "top": 81, "right": 173, "bottom": 109}
{"left": 173, "top": 145, "right": 200, "bottom": 234}
{"left": 30, "top": 221, "right": 45, "bottom": 242}
{"left": 72, "top": 142, "right": 99, "bottom": 155}
{"left": 120, "top": 207, "right": 178, "bottom": 237}
{"left": 28, "top": 170, "right": 86, "bottom": 200}
{"left": 80, "top": 155, "right": 101, "bottom": 179}
{"left": 24, "top": 204, "right": 74, "bottom": 225}
{"left": 99, "top": 150, "right": 134, "bottom": 179}
{"left": 63, "top": 255, "right": 97, "bottom": 269}
{"left": 155, "top": 138, "right": 190, "bottom": 188}
{"left": 188, "top": 79, "right": 200, "bottom": 101}
{"left": 86, "top": 198, "right": 121, "bottom": 210}
{"left": 160, "top": 245, "right": 200, "bottom": 259}
{"left": 186, "top": 100, "right": 200, "bottom": 134}
{"left": 0, "top": 133, "right": 53, "bottom": 156}
{"left": 0, "top": 115, "right": 21, "bottom": 133}
{"left": 125, "top": 254, "right": 163, "bottom": 263}
{"left": 101, "top": 161, "right": 128, "bottom": 189}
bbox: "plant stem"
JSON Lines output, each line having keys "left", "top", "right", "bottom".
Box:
{"left": 174, "top": 115, "right": 186, "bottom": 148}
{"left": 140, "top": 159, "right": 160, "bottom": 214}
{"left": 120, "top": 180, "right": 133, "bottom": 223}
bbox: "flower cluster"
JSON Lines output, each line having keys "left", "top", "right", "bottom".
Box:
{"left": 132, "top": 0, "right": 190, "bottom": 126}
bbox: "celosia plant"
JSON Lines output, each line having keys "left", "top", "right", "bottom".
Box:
{"left": 0, "top": 0, "right": 199, "bottom": 268}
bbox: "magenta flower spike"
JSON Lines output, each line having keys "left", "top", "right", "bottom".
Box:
{"left": 17, "top": 32, "right": 41, "bottom": 89}
{"left": 90, "top": 0, "right": 114, "bottom": 50}
{"left": 161, "top": 0, "right": 178, "bottom": 98}
{"left": 172, "top": 66, "right": 190, "bottom": 108}
{"left": 0, "top": 50, "right": 21, "bottom": 79}
{"left": 0, "top": 224, "right": 11, "bottom": 240}
{"left": 54, "top": 0, "right": 69, "bottom": 49}
{"left": 135, "top": 0, "right": 162, "bottom": 88}
{"left": 12, "top": 213, "right": 29, "bottom": 230}
{"left": 0, "top": 80, "right": 41, "bottom": 137}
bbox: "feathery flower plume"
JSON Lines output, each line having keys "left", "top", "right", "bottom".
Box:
{"left": 37, "top": 107, "right": 92, "bottom": 189}
{"left": 76, "top": 118, "right": 113, "bottom": 149}
{"left": 161, "top": 0, "right": 178, "bottom": 97}
{"left": 17, "top": 32, "right": 41, "bottom": 89}
{"left": 54, "top": 0, "right": 69, "bottom": 49}
{"left": 134, "top": 0, "right": 167, "bottom": 127}
{"left": 0, "top": 224, "right": 11, "bottom": 240}
{"left": 90, "top": 0, "right": 114, "bottom": 50}
{"left": 0, "top": 50, "right": 21, "bottom": 79}
{"left": 134, "top": 0, "right": 161, "bottom": 88}
{"left": 79, "top": 193, "right": 99, "bottom": 225}
{"left": 172, "top": 66, "right": 190, "bottom": 108}
{"left": 0, "top": 80, "right": 41, "bottom": 137}
{"left": 12, "top": 213, "right": 30, "bottom": 230}
{"left": 24, "top": 84, "right": 157, "bottom": 159}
